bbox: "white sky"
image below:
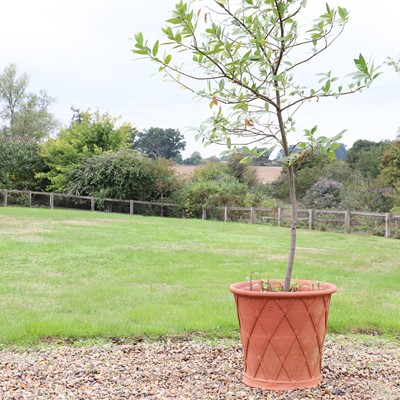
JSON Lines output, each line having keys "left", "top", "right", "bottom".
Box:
{"left": 0, "top": 0, "right": 399, "bottom": 158}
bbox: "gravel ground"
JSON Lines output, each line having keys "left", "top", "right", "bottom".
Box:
{"left": 0, "top": 335, "right": 399, "bottom": 400}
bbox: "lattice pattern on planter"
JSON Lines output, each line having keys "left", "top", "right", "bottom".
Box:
{"left": 234, "top": 293, "right": 332, "bottom": 386}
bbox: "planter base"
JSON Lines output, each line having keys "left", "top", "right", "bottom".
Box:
{"left": 230, "top": 280, "right": 337, "bottom": 391}
{"left": 243, "top": 373, "right": 322, "bottom": 391}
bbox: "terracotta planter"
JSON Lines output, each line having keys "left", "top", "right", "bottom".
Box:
{"left": 230, "top": 280, "right": 337, "bottom": 391}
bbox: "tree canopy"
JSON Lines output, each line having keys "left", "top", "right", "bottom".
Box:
{"left": 0, "top": 138, "right": 47, "bottom": 190}
{"left": 183, "top": 151, "right": 203, "bottom": 165}
{"left": 378, "top": 140, "right": 400, "bottom": 188}
{"left": 134, "top": 127, "right": 186, "bottom": 160}
{"left": 39, "top": 110, "right": 133, "bottom": 191}
{"left": 133, "top": 0, "right": 380, "bottom": 290}
{"left": 0, "top": 64, "right": 58, "bottom": 140}
{"left": 345, "top": 139, "right": 391, "bottom": 181}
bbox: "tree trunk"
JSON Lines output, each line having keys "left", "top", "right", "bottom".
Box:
{"left": 276, "top": 101, "right": 298, "bottom": 292}
{"left": 284, "top": 164, "right": 297, "bottom": 292}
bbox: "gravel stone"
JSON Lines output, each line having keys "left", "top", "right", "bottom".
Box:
{"left": 0, "top": 335, "right": 398, "bottom": 399}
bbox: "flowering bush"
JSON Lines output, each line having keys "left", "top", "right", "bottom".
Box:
{"left": 304, "top": 179, "right": 342, "bottom": 209}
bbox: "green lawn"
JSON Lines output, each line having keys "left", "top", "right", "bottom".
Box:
{"left": 0, "top": 206, "right": 399, "bottom": 344}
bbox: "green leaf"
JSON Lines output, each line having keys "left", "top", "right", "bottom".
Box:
{"left": 164, "top": 54, "right": 172, "bottom": 65}
{"left": 152, "top": 40, "right": 159, "bottom": 57}
{"left": 166, "top": 17, "right": 182, "bottom": 25}
{"left": 133, "top": 49, "right": 148, "bottom": 55}
{"left": 134, "top": 32, "right": 144, "bottom": 46}
{"left": 195, "top": 131, "right": 203, "bottom": 141}
{"left": 338, "top": 6, "right": 348, "bottom": 20}
{"left": 239, "top": 156, "right": 252, "bottom": 164}
{"left": 325, "top": 3, "right": 331, "bottom": 13}
{"left": 354, "top": 54, "right": 366, "bottom": 70}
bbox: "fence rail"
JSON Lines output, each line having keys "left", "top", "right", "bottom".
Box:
{"left": 1, "top": 189, "right": 399, "bottom": 238}
{"left": 0, "top": 189, "right": 185, "bottom": 218}
{"left": 203, "top": 205, "right": 399, "bottom": 239}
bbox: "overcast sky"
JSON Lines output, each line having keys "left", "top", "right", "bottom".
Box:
{"left": 1, "top": 0, "right": 399, "bottom": 157}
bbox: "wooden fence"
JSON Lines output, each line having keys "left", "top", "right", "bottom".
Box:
{"left": 202, "top": 206, "right": 400, "bottom": 238}
{"left": 0, "top": 189, "right": 184, "bottom": 218}
{"left": 1, "top": 189, "right": 399, "bottom": 238}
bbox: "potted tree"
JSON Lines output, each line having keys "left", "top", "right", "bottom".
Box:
{"left": 133, "top": 0, "right": 380, "bottom": 390}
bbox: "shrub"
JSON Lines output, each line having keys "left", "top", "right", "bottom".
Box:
{"left": 182, "top": 175, "right": 248, "bottom": 217}
{"left": 244, "top": 184, "right": 277, "bottom": 209}
{"left": 66, "top": 150, "right": 179, "bottom": 203}
{"left": 271, "top": 156, "right": 336, "bottom": 200}
{"left": 272, "top": 159, "right": 370, "bottom": 210}
{"left": 0, "top": 138, "right": 48, "bottom": 190}
{"left": 303, "top": 179, "right": 342, "bottom": 209}
{"left": 361, "top": 187, "right": 395, "bottom": 213}
{"left": 226, "top": 153, "right": 258, "bottom": 187}
{"left": 191, "top": 161, "right": 229, "bottom": 182}
{"left": 39, "top": 111, "right": 133, "bottom": 191}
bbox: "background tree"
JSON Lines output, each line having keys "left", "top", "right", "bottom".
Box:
{"left": 182, "top": 151, "right": 203, "bottom": 165}
{"left": 377, "top": 140, "right": 400, "bottom": 187}
{"left": 376, "top": 140, "right": 400, "bottom": 210}
{"left": 0, "top": 64, "right": 58, "bottom": 140}
{"left": 133, "top": 0, "right": 379, "bottom": 290}
{"left": 0, "top": 138, "right": 48, "bottom": 190}
{"left": 384, "top": 56, "right": 400, "bottom": 210}
{"left": 39, "top": 110, "right": 133, "bottom": 191}
{"left": 345, "top": 139, "right": 390, "bottom": 181}
{"left": 134, "top": 127, "right": 186, "bottom": 160}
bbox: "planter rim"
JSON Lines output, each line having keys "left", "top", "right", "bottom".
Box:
{"left": 230, "top": 279, "right": 337, "bottom": 298}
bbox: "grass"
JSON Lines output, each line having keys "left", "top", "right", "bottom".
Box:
{"left": 0, "top": 206, "right": 399, "bottom": 344}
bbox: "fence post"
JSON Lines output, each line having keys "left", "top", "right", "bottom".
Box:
{"left": 277, "top": 207, "right": 282, "bottom": 226}
{"left": 50, "top": 193, "right": 54, "bottom": 209}
{"left": 224, "top": 206, "right": 228, "bottom": 222}
{"left": 385, "top": 213, "right": 391, "bottom": 238}
{"left": 344, "top": 210, "right": 350, "bottom": 234}
{"left": 202, "top": 208, "right": 207, "bottom": 220}
{"left": 250, "top": 207, "right": 256, "bottom": 224}
{"left": 309, "top": 209, "right": 315, "bottom": 230}
{"left": 129, "top": 200, "right": 134, "bottom": 215}
{"left": 28, "top": 191, "right": 32, "bottom": 207}
{"left": 3, "top": 189, "right": 8, "bottom": 206}
{"left": 91, "top": 197, "right": 95, "bottom": 211}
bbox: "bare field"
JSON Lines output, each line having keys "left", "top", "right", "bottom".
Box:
{"left": 173, "top": 165, "right": 282, "bottom": 183}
